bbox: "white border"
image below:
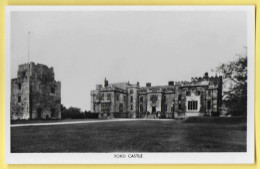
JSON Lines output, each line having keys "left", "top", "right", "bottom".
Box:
{"left": 5, "top": 5, "right": 255, "bottom": 164}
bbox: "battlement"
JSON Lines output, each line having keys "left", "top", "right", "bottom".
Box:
{"left": 95, "top": 83, "right": 128, "bottom": 93}
{"left": 175, "top": 72, "right": 222, "bottom": 86}
{"left": 17, "top": 62, "right": 55, "bottom": 82}
{"left": 94, "top": 73, "right": 222, "bottom": 93}
{"left": 18, "top": 62, "right": 53, "bottom": 70}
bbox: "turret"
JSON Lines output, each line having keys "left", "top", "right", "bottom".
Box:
{"left": 104, "top": 78, "right": 108, "bottom": 87}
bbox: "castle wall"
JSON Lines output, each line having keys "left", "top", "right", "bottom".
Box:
{"left": 11, "top": 62, "right": 61, "bottom": 120}
{"left": 11, "top": 78, "right": 30, "bottom": 120}
{"left": 91, "top": 73, "right": 222, "bottom": 118}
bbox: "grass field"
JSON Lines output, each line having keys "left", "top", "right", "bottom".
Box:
{"left": 11, "top": 117, "right": 247, "bottom": 152}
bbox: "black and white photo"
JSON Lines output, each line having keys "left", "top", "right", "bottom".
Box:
{"left": 5, "top": 6, "right": 255, "bottom": 164}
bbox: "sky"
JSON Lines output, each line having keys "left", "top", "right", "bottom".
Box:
{"left": 10, "top": 10, "right": 247, "bottom": 111}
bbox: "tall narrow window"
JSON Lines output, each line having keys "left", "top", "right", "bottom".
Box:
{"left": 124, "top": 95, "right": 127, "bottom": 103}
{"left": 208, "top": 90, "right": 211, "bottom": 96}
{"left": 171, "top": 105, "right": 174, "bottom": 112}
{"left": 51, "top": 108, "right": 56, "bottom": 117}
{"left": 119, "top": 103, "right": 123, "bottom": 112}
{"left": 178, "top": 95, "right": 182, "bottom": 100}
{"left": 18, "top": 96, "right": 21, "bottom": 103}
{"left": 130, "top": 104, "right": 133, "bottom": 110}
{"left": 130, "top": 96, "right": 133, "bottom": 103}
{"left": 140, "top": 97, "right": 143, "bottom": 103}
{"left": 107, "top": 93, "right": 111, "bottom": 101}
{"left": 140, "top": 106, "right": 143, "bottom": 112}
{"left": 51, "top": 87, "right": 55, "bottom": 94}
{"left": 18, "top": 83, "right": 21, "bottom": 90}
{"left": 164, "top": 104, "right": 168, "bottom": 112}
{"left": 207, "top": 100, "right": 211, "bottom": 109}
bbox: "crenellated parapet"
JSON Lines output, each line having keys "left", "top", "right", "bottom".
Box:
{"left": 174, "top": 72, "right": 222, "bottom": 88}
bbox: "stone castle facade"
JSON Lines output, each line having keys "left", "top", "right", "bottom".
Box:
{"left": 11, "top": 62, "right": 61, "bottom": 120}
{"left": 91, "top": 73, "right": 222, "bottom": 118}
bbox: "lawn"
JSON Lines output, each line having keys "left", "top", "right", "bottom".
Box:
{"left": 11, "top": 117, "right": 247, "bottom": 152}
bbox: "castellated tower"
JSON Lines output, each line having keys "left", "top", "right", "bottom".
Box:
{"left": 11, "top": 62, "right": 61, "bottom": 120}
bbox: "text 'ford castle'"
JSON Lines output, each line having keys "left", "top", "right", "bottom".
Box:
{"left": 91, "top": 73, "right": 222, "bottom": 118}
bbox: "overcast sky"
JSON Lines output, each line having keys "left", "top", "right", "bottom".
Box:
{"left": 10, "top": 10, "right": 247, "bottom": 111}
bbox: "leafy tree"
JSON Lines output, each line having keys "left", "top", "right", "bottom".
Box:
{"left": 216, "top": 50, "right": 247, "bottom": 116}
{"left": 61, "top": 106, "right": 85, "bottom": 119}
{"left": 11, "top": 102, "right": 26, "bottom": 120}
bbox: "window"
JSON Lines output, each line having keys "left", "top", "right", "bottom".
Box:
{"left": 207, "top": 100, "right": 211, "bottom": 109}
{"left": 164, "top": 104, "right": 168, "bottom": 112}
{"left": 101, "top": 93, "right": 104, "bottom": 100}
{"left": 188, "top": 101, "right": 198, "bottom": 110}
{"left": 186, "top": 91, "right": 191, "bottom": 96}
{"left": 164, "top": 95, "right": 167, "bottom": 101}
{"left": 208, "top": 90, "right": 211, "bottom": 96}
{"left": 124, "top": 95, "right": 127, "bottom": 103}
{"left": 51, "top": 108, "right": 56, "bottom": 117}
{"left": 140, "top": 105, "right": 143, "bottom": 112}
{"left": 22, "top": 71, "right": 26, "bottom": 77}
{"left": 178, "top": 103, "right": 181, "bottom": 109}
{"left": 130, "top": 104, "right": 133, "bottom": 110}
{"left": 197, "top": 91, "right": 201, "bottom": 95}
{"left": 107, "top": 94, "right": 111, "bottom": 101}
{"left": 140, "top": 97, "right": 143, "bottom": 103}
{"left": 101, "top": 103, "right": 111, "bottom": 112}
{"left": 171, "top": 105, "right": 175, "bottom": 112}
{"left": 130, "top": 90, "right": 134, "bottom": 94}
{"left": 51, "top": 87, "right": 55, "bottom": 94}
{"left": 119, "top": 103, "right": 123, "bottom": 112}
{"left": 130, "top": 96, "right": 133, "bottom": 103}
{"left": 18, "top": 96, "right": 21, "bottom": 103}
{"left": 178, "top": 95, "right": 182, "bottom": 101}
{"left": 116, "top": 94, "right": 119, "bottom": 101}
{"left": 150, "top": 95, "right": 157, "bottom": 103}
{"left": 18, "top": 83, "right": 21, "bottom": 90}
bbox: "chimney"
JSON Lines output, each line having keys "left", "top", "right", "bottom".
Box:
{"left": 168, "top": 81, "right": 174, "bottom": 86}
{"left": 104, "top": 78, "right": 108, "bottom": 87}
{"left": 146, "top": 83, "right": 151, "bottom": 87}
{"left": 204, "top": 72, "right": 209, "bottom": 79}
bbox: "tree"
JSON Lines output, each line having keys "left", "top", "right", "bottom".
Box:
{"left": 11, "top": 102, "right": 26, "bottom": 120}
{"left": 61, "top": 106, "right": 85, "bottom": 119}
{"left": 215, "top": 50, "right": 247, "bottom": 116}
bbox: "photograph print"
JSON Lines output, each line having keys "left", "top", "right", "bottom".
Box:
{"left": 5, "top": 6, "right": 255, "bottom": 164}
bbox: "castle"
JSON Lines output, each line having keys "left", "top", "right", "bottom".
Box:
{"left": 91, "top": 73, "right": 222, "bottom": 118}
{"left": 11, "top": 62, "right": 61, "bottom": 120}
